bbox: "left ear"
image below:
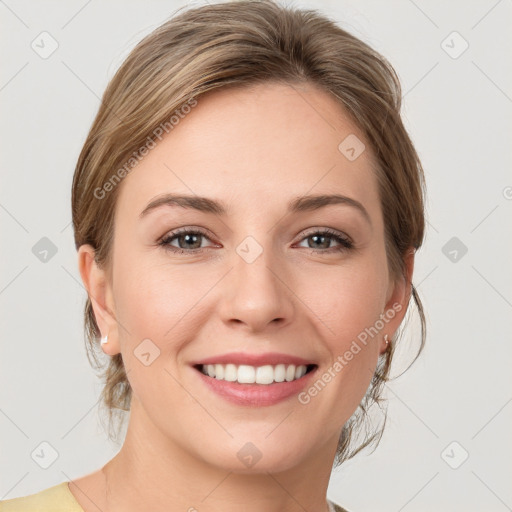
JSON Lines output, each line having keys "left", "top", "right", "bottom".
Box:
{"left": 379, "top": 248, "right": 415, "bottom": 354}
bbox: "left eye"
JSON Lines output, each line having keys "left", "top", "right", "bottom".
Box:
{"left": 295, "top": 229, "right": 353, "bottom": 252}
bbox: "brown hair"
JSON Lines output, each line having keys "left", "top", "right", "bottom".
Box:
{"left": 71, "top": 0, "right": 426, "bottom": 467}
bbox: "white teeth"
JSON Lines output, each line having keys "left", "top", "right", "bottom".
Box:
{"left": 274, "top": 364, "right": 286, "bottom": 382}
{"left": 295, "top": 365, "right": 307, "bottom": 379}
{"left": 199, "top": 363, "right": 310, "bottom": 384}
{"left": 215, "top": 364, "right": 224, "bottom": 380}
{"left": 224, "top": 364, "right": 237, "bottom": 381}
{"left": 237, "top": 365, "right": 255, "bottom": 383}
{"left": 256, "top": 365, "right": 274, "bottom": 385}
{"left": 285, "top": 364, "right": 296, "bottom": 382}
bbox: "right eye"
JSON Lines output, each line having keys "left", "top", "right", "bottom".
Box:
{"left": 158, "top": 228, "right": 217, "bottom": 254}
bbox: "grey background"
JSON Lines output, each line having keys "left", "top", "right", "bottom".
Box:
{"left": 1, "top": 1, "right": 511, "bottom": 510}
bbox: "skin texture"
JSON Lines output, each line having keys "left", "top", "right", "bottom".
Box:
{"left": 76, "top": 81, "right": 413, "bottom": 512}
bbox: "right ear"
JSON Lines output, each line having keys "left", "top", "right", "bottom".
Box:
{"left": 77, "top": 244, "right": 120, "bottom": 356}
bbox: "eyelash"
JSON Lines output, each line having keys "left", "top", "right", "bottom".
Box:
{"left": 158, "top": 227, "right": 353, "bottom": 255}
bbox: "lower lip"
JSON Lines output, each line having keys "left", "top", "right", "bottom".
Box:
{"left": 193, "top": 366, "right": 318, "bottom": 406}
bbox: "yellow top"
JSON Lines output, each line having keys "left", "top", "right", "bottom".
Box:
{"left": 0, "top": 481, "right": 349, "bottom": 512}
{"left": 0, "top": 482, "right": 83, "bottom": 512}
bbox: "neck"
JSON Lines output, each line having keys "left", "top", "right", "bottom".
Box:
{"left": 100, "top": 397, "right": 338, "bottom": 512}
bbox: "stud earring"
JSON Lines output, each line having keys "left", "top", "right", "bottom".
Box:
{"left": 101, "top": 334, "right": 108, "bottom": 345}
{"left": 384, "top": 334, "right": 389, "bottom": 346}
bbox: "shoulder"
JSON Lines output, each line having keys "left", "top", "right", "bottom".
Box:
{"left": 0, "top": 482, "right": 84, "bottom": 512}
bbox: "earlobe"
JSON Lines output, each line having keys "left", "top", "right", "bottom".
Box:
{"left": 380, "top": 249, "right": 416, "bottom": 354}
{"left": 77, "top": 244, "right": 120, "bottom": 355}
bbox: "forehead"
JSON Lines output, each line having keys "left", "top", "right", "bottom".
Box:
{"left": 115, "top": 81, "right": 381, "bottom": 222}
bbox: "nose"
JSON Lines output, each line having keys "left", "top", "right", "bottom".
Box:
{"left": 218, "top": 245, "right": 295, "bottom": 333}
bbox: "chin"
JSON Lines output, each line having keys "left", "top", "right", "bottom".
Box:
{"left": 197, "top": 436, "right": 310, "bottom": 475}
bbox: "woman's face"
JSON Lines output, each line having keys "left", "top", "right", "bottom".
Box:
{"left": 81, "top": 82, "right": 410, "bottom": 473}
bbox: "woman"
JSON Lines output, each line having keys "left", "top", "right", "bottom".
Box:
{"left": 0, "top": 0, "right": 425, "bottom": 510}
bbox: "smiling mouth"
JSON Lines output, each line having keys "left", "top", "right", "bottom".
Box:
{"left": 193, "top": 363, "right": 317, "bottom": 385}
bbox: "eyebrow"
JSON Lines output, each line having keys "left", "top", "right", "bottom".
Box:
{"left": 139, "top": 192, "right": 371, "bottom": 225}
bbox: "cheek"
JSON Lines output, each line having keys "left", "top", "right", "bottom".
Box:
{"left": 300, "top": 256, "right": 386, "bottom": 401}
{"left": 301, "top": 256, "right": 387, "bottom": 345}
{"left": 113, "top": 235, "right": 191, "bottom": 325}
{"left": 111, "top": 249, "right": 222, "bottom": 388}
{"left": 111, "top": 257, "right": 199, "bottom": 402}
{"left": 114, "top": 242, "right": 388, "bottom": 355}
{"left": 299, "top": 265, "right": 385, "bottom": 424}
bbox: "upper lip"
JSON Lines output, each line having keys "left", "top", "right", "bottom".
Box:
{"left": 191, "top": 352, "right": 316, "bottom": 367}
